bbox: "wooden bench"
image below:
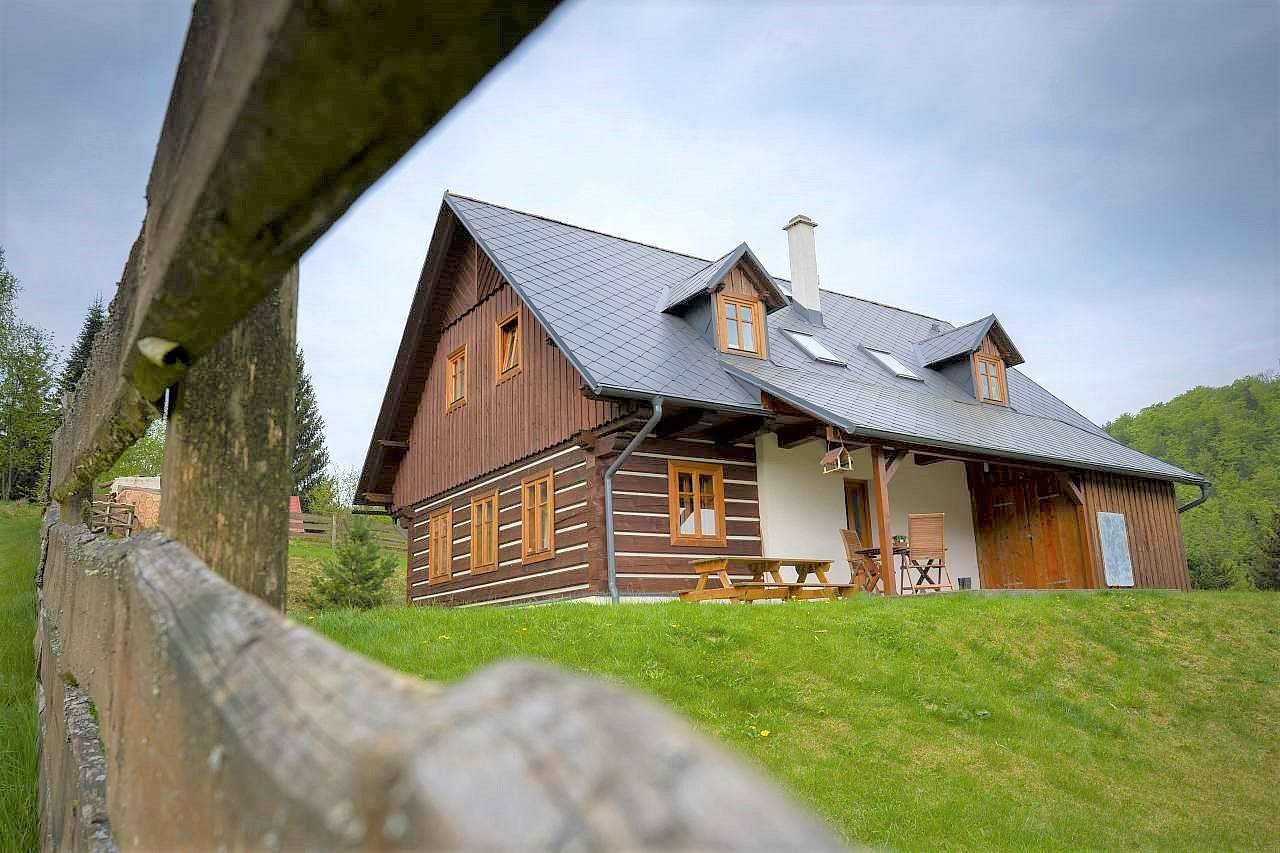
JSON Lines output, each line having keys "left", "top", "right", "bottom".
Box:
{"left": 679, "top": 557, "right": 855, "bottom": 602}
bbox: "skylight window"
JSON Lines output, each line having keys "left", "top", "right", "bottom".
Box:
{"left": 866, "top": 348, "right": 922, "bottom": 380}
{"left": 785, "top": 331, "right": 845, "bottom": 365}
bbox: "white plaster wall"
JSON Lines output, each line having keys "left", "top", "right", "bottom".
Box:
{"left": 754, "top": 434, "right": 982, "bottom": 588}
{"left": 755, "top": 434, "right": 850, "bottom": 581}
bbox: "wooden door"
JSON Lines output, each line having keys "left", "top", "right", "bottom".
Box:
{"left": 985, "top": 481, "right": 1036, "bottom": 588}
{"left": 971, "top": 466, "right": 1091, "bottom": 590}
{"left": 1032, "top": 476, "right": 1088, "bottom": 588}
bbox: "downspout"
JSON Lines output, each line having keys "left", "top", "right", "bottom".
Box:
{"left": 605, "top": 396, "right": 664, "bottom": 604}
{"left": 1178, "top": 481, "right": 1211, "bottom": 514}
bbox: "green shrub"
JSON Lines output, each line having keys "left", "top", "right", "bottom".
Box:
{"left": 304, "top": 517, "right": 397, "bottom": 610}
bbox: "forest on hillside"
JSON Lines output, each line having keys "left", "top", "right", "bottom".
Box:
{"left": 1107, "top": 373, "right": 1280, "bottom": 589}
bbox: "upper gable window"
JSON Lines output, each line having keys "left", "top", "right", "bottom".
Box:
{"left": 717, "top": 293, "right": 766, "bottom": 358}
{"left": 866, "top": 348, "right": 922, "bottom": 381}
{"left": 785, "top": 331, "right": 845, "bottom": 365}
{"left": 495, "top": 311, "right": 521, "bottom": 383}
{"left": 974, "top": 353, "right": 1007, "bottom": 404}
{"left": 446, "top": 345, "right": 467, "bottom": 411}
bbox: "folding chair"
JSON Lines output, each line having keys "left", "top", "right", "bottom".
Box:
{"left": 840, "top": 528, "right": 884, "bottom": 594}
{"left": 902, "top": 513, "right": 953, "bottom": 593}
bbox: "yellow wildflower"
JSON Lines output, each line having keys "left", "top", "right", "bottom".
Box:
{"left": 760, "top": 730, "right": 771, "bottom": 737}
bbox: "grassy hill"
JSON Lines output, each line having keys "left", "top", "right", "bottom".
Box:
{"left": 5, "top": 506, "right": 1277, "bottom": 849}
{"left": 1107, "top": 372, "right": 1280, "bottom": 588}
{"left": 310, "top": 593, "right": 1280, "bottom": 849}
{"left": 0, "top": 502, "right": 40, "bottom": 850}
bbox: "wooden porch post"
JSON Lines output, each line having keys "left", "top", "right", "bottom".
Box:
{"left": 871, "top": 444, "right": 896, "bottom": 595}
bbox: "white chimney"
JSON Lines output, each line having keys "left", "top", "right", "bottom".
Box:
{"left": 783, "top": 214, "right": 822, "bottom": 319}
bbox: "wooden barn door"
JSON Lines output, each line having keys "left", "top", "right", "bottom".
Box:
{"left": 971, "top": 465, "right": 1090, "bottom": 589}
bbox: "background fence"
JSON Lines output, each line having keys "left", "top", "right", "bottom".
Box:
{"left": 289, "top": 511, "right": 405, "bottom": 551}
{"left": 35, "top": 1, "right": 839, "bottom": 849}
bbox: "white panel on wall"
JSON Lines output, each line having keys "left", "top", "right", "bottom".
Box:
{"left": 1098, "top": 511, "right": 1134, "bottom": 587}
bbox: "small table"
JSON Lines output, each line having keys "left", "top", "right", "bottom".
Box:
{"left": 680, "top": 557, "right": 850, "bottom": 602}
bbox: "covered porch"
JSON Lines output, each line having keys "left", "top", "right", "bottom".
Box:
{"left": 754, "top": 428, "right": 1094, "bottom": 594}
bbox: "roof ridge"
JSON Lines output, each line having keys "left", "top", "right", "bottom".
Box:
{"left": 811, "top": 286, "right": 950, "bottom": 326}
{"left": 448, "top": 193, "right": 952, "bottom": 326}
{"left": 918, "top": 314, "right": 992, "bottom": 343}
{"left": 445, "top": 192, "right": 712, "bottom": 263}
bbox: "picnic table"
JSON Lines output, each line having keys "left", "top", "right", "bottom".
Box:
{"left": 679, "top": 556, "right": 855, "bottom": 602}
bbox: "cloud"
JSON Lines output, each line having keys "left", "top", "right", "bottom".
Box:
{"left": 5, "top": 0, "right": 1277, "bottom": 474}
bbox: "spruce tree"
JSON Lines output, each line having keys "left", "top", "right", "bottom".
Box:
{"left": 305, "top": 517, "right": 396, "bottom": 609}
{"left": 1254, "top": 513, "right": 1280, "bottom": 591}
{"left": 291, "top": 346, "right": 330, "bottom": 507}
{"left": 58, "top": 295, "right": 105, "bottom": 397}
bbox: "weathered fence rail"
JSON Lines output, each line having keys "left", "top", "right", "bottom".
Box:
{"left": 37, "top": 0, "right": 842, "bottom": 849}
{"left": 289, "top": 511, "right": 406, "bottom": 550}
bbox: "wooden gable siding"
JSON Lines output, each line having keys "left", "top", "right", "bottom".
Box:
{"left": 392, "top": 241, "right": 627, "bottom": 507}
{"left": 718, "top": 265, "right": 761, "bottom": 300}
{"left": 1079, "top": 473, "right": 1190, "bottom": 590}
{"left": 976, "top": 335, "right": 1001, "bottom": 359}
{"left": 609, "top": 435, "right": 763, "bottom": 597}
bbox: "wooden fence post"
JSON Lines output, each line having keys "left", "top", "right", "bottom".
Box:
{"left": 160, "top": 268, "right": 299, "bottom": 609}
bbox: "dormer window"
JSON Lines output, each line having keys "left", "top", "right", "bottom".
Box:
{"left": 716, "top": 293, "right": 767, "bottom": 358}
{"left": 974, "top": 353, "right": 1007, "bottom": 404}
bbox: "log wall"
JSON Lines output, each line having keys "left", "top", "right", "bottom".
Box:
{"left": 611, "top": 436, "right": 764, "bottom": 597}
{"left": 405, "top": 440, "right": 606, "bottom": 606}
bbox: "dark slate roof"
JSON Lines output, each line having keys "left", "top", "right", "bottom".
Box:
{"left": 444, "top": 193, "right": 1203, "bottom": 483}
{"left": 915, "top": 314, "right": 1025, "bottom": 367}
{"left": 723, "top": 360, "right": 1198, "bottom": 481}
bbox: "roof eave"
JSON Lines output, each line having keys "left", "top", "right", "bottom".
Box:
{"left": 355, "top": 198, "right": 457, "bottom": 505}
{"left": 720, "top": 362, "right": 1206, "bottom": 485}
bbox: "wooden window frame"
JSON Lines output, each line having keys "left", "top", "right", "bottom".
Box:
{"left": 715, "top": 292, "right": 768, "bottom": 359}
{"left": 494, "top": 310, "right": 522, "bottom": 384}
{"left": 427, "top": 507, "right": 453, "bottom": 585}
{"left": 469, "top": 490, "right": 499, "bottom": 573}
{"left": 667, "top": 460, "right": 727, "bottom": 547}
{"left": 445, "top": 344, "right": 467, "bottom": 412}
{"left": 972, "top": 353, "right": 1008, "bottom": 405}
{"left": 521, "top": 469, "right": 555, "bottom": 564}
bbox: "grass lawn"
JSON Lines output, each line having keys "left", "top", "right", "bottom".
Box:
{"left": 0, "top": 502, "right": 42, "bottom": 851}
{"left": 310, "top": 591, "right": 1280, "bottom": 850}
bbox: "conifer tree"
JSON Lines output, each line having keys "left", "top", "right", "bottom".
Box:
{"left": 305, "top": 517, "right": 396, "bottom": 610}
{"left": 58, "top": 295, "right": 105, "bottom": 397}
{"left": 291, "top": 346, "right": 330, "bottom": 508}
{"left": 1254, "top": 513, "right": 1280, "bottom": 591}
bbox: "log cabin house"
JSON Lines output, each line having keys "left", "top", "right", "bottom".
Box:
{"left": 357, "top": 194, "right": 1207, "bottom": 606}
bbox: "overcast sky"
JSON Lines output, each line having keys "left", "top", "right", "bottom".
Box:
{"left": 3, "top": 1, "right": 1277, "bottom": 472}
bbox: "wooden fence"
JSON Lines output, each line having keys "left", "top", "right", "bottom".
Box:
{"left": 289, "top": 511, "right": 406, "bottom": 551}
{"left": 88, "top": 500, "right": 135, "bottom": 538}
{"left": 36, "top": 1, "right": 840, "bottom": 849}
